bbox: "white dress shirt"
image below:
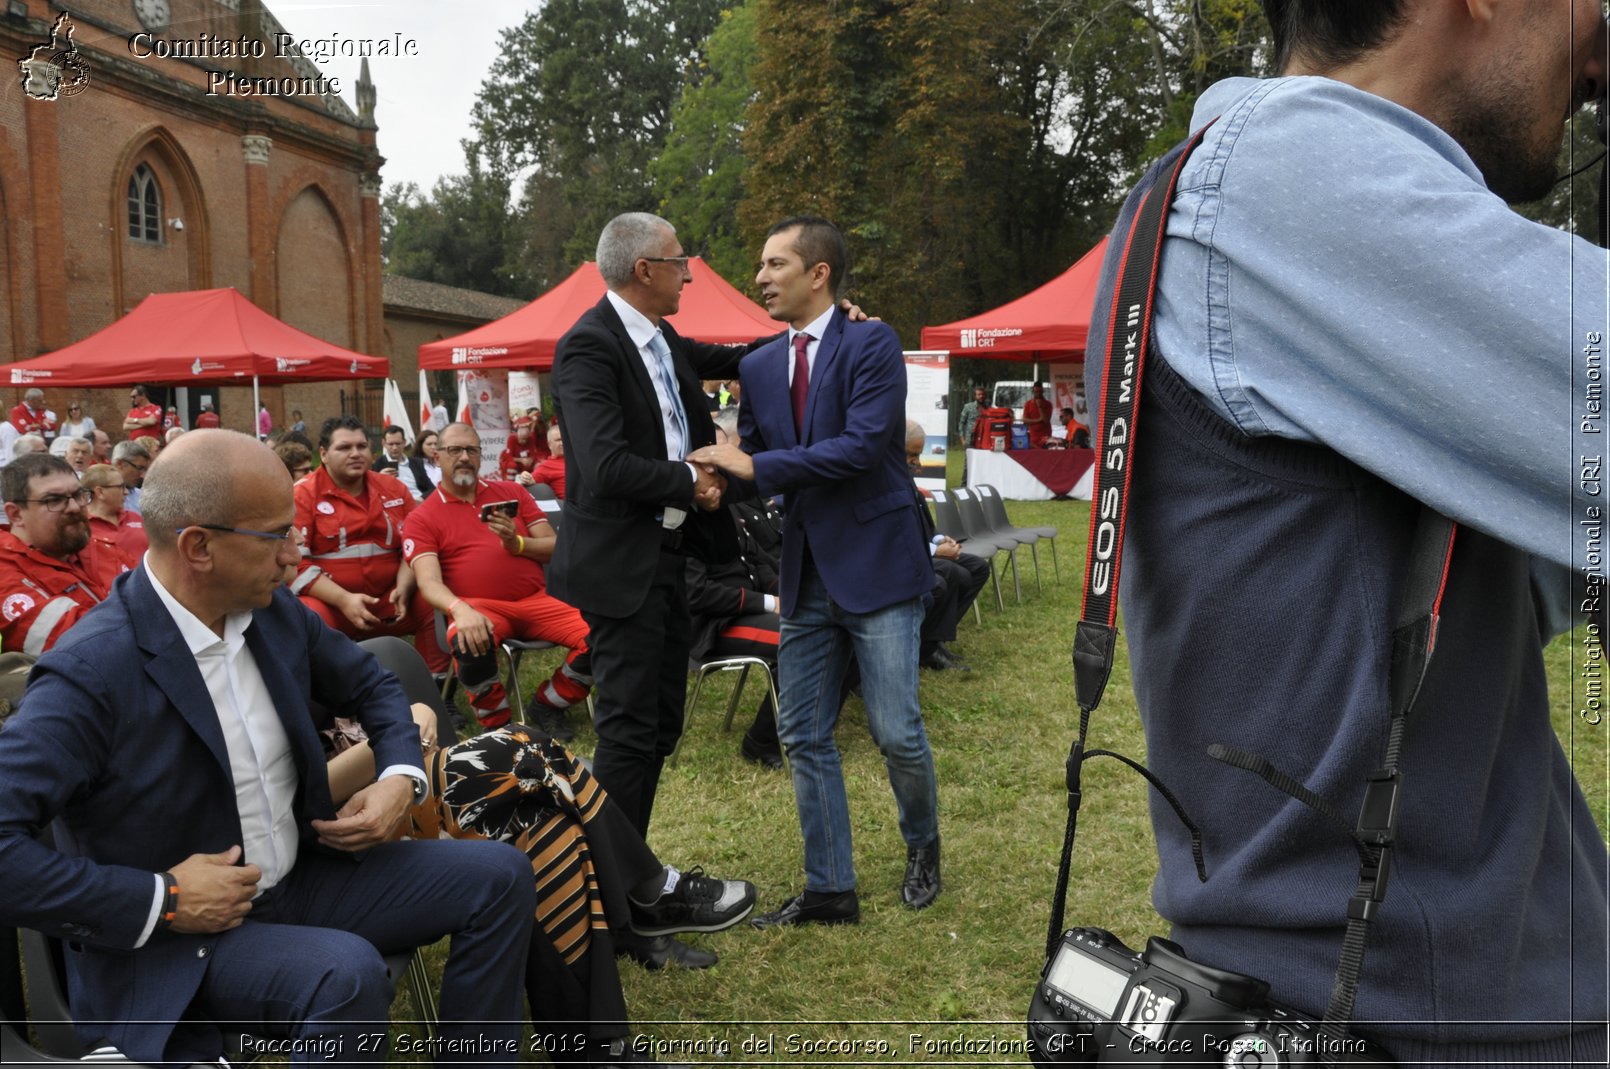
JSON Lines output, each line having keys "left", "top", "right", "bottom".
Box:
{"left": 148, "top": 566, "right": 301, "bottom": 894}
{"left": 605, "top": 290, "right": 697, "bottom": 488}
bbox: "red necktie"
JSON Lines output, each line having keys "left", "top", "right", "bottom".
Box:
{"left": 791, "top": 332, "right": 812, "bottom": 432}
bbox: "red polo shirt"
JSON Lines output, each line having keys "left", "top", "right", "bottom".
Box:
{"left": 401, "top": 479, "right": 548, "bottom": 601}
{"left": 126, "top": 402, "right": 163, "bottom": 441}
{"left": 88, "top": 510, "right": 148, "bottom": 561}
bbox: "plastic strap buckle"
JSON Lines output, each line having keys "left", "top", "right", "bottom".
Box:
{"left": 1347, "top": 846, "right": 1393, "bottom": 922}
{"left": 1355, "top": 768, "right": 1402, "bottom": 846}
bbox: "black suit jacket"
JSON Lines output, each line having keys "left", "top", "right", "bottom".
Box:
{"left": 547, "top": 297, "right": 746, "bottom": 618}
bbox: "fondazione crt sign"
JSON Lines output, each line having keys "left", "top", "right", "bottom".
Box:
{"left": 958, "top": 327, "right": 1024, "bottom": 348}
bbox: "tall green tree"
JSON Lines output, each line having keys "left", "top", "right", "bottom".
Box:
{"left": 471, "top": 0, "right": 730, "bottom": 265}
{"left": 738, "top": 0, "right": 1219, "bottom": 341}
{"left": 650, "top": 2, "right": 760, "bottom": 288}
{"left": 380, "top": 150, "right": 528, "bottom": 298}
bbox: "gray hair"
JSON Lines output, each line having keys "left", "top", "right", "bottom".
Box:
{"left": 23, "top": 388, "right": 43, "bottom": 404}
{"left": 12, "top": 434, "right": 44, "bottom": 461}
{"left": 905, "top": 420, "right": 927, "bottom": 447}
{"left": 711, "top": 407, "right": 740, "bottom": 440}
{"left": 596, "top": 212, "right": 674, "bottom": 289}
{"left": 111, "top": 439, "right": 150, "bottom": 464}
{"left": 139, "top": 436, "right": 244, "bottom": 547}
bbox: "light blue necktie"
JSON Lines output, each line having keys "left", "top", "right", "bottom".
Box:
{"left": 648, "top": 330, "right": 689, "bottom": 456}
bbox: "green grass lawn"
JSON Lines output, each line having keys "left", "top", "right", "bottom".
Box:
{"left": 417, "top": 462, "right": 1607, "bottom": 1063}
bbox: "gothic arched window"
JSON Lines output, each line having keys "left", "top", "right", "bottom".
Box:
{"left": 127, "top": 164, "right": 161, "bottom": 243}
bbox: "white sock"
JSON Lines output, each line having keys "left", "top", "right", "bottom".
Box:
{"left": 662, "top": 866, "right": 680, "bottom": 896}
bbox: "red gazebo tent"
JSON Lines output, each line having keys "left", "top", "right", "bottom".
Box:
{"left": 919, "top": 238, "right": 1109, "bottom": 362}
{"left": 418, "top": 258, "right": 777, "bottom": 372}
{"left": 7, "top": 288, "right": 388, "bottom": 391}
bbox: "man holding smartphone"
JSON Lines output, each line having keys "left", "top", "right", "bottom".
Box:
{"left": 401, "top": 422, "right": 593, "bottom": 736}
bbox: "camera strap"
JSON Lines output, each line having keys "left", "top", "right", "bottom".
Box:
{"left": 1059, "top": 117, "right": 1459, "bottom": 1060}
{"left": 1052, "top": 122, "right": 1215, "bottom": 961}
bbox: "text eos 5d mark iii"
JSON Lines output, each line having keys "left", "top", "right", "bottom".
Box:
{"left": 1027, "top": 928, "right": 1389, "bottom": 1067}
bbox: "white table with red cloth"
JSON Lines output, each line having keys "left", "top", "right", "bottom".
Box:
{"left": 965, "top": 447, "right": 1094, "bottom": 500}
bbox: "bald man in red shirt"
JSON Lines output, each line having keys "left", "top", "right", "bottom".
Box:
{"left": 402, "top": 422, "right": 591, "bottom": 735}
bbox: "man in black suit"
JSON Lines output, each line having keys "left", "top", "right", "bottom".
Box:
{"left": 547, "top": 211, "right": 745, "bottom": 969}
{"left": 906, "top": 421, "right": 989, "bottom": 671}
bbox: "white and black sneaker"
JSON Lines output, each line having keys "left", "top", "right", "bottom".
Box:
{"left": 628, "top": 867, "right": 756, "bottom": 936}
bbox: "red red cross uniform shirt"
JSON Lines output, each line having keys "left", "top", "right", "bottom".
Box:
{"left": 125, "top": 402, "right": 163, "bottom": 442}
{"left": 8, "top": 403, "right": 55, "bottom": 439}
{"left": 290, "top": 468, "right": 416, "bottom": 598}
{"left": 401, "top": 480, "right": 548, "bottom": 601}
{"left": 0, "top": 530, "right": 134, "bottom": 655}
{"left": 497, "top": 440, "right": 544, "bottom": 480}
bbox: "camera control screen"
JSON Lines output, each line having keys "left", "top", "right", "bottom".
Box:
{"left": 1047, "top": 947, "right": 1130, "bottom": 1018}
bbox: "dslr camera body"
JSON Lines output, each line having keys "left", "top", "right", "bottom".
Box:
{"left": 1027, "top": 928, "right": 1389, "bottom": 1067}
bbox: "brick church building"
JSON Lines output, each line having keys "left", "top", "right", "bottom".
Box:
{"left": 0, "top": 0, "right": 384, "bottom": 438}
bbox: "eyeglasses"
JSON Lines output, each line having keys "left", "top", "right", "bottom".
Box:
{"left": 18, "top": 489, "right": 93, "bottom": 511}
{"left": 178, "top": 523, "right": 294, "bottom": 542}
{"left": 643, "top": 256, "right": 691, "bottom": 269}
{"left": 439, "top": 445, "right": 482, "bottom": 458}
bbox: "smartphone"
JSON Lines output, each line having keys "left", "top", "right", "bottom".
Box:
{"left": 479, "top": 500, "right": 520, "bottom": 521}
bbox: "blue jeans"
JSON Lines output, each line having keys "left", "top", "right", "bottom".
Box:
{"left": 777, "top": 560, "right": 939, "bottom": 894}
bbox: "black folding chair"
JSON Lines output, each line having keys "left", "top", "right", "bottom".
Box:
{"left": 433, "top": 611, "right": 582, "bottom": 727}
{"left": 672, "top": 654, "right": 779, "bottom": 768}
{"left": 527, "top": 483, "right": 563, "bottom": 530}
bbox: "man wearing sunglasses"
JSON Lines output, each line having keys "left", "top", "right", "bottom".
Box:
{"left": 0, "top": 453, "right": 133, "bottom": 656}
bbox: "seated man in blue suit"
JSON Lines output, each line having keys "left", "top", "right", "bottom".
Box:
{"left": 691, "top": 215, "right": 943, "bottom": 925}
{"left": 0, "top": 429, "right": 534, "bottom": 1067}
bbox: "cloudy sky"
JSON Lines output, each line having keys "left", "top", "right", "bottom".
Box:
{"left": 270, "top": 1, "right": 525, "bottom": 192}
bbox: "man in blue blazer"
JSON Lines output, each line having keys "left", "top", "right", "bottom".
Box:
{"left": 0, "top": 430, "right": 534, "bottom": 1067}
{"left": 691, "top": 216, "right": 942, "bottom": 925}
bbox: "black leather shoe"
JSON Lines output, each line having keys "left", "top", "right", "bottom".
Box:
{"left": 935, "top": 645, "right": 972, "bottom": 672}
{"left": 901, "top": 840, "right": 942, "bottom": 909}
{"left": 614, "top": 932, "right": 717, "bottom": 970}
{"left": 527, "top": 701, "right": 576, "bottom": 742}
{"left": 750, "top": 889, "right": 860, "bottom": 928}
{"left": 740, "top": 731, "right": 784, "bottom": 770}
{"left": 918, "top": 645, "right": 948, "bottom": 671}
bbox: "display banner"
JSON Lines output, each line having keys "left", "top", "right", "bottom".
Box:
{"left": 456, "top": 368, "right": 510, "bottom": 476}
{"left": 904, "top": 350, "right": 950, "bottom": 493}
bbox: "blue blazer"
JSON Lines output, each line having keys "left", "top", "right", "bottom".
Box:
{"left": 738, "top": 308, "right": 930, "bottom": 615}
{"left": 0, "top": 567, "right": 419, "bottom": 1064}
